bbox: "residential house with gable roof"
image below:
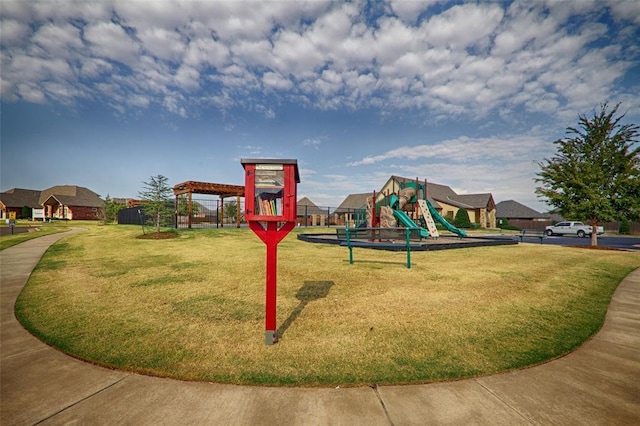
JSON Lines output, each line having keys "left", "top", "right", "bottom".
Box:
{"left": 333, "top": 192, "right": 371, "bottom": 226}
{"left": 0, "top": 188, "right": 44, "bottom": 220}
{"left": 495, "top": 200, "right": 551, "bottom": 230}
{"left": 0, "top": 185, "right": 104, "bottom": 220}
{"left": 297, "top": 197, "right": 327, "bottom": 226}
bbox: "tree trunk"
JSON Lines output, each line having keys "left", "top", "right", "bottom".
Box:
{"left": 590, "top": 220, "right": 598, "bottom": 246}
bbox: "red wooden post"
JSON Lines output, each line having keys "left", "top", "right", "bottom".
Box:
{"left": 242, "top": 159, "right": 299, "bottom": 345}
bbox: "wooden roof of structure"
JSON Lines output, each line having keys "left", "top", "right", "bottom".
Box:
{"left": 172, "top": 181, "right": 245, "bottom": 198}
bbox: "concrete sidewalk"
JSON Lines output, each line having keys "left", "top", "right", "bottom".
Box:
{"left": 1, "top": 229, "right": 639, "bottom": 425}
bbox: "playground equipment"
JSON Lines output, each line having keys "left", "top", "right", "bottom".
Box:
{"left": 363, "top": 178, "right": 467, "bottom": 239}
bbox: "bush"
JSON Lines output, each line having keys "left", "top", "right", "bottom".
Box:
{"left": 619, "top": 219, "right": 631, "bottom": 235}
{"left": 21, "top": 206, "right": 32, "bottom": 219}
{"left": 454, "top": 209, "right": 472, "bottom": 228}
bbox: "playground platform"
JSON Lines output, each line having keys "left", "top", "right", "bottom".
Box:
{"left": 297, "top": 231, "right": 518, "bottom": 251}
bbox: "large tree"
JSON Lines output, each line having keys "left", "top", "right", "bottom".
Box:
{"left": 139, "top": 175, "right": 174, "bottom": 234}
{"left": 535, "top": 103, "right": 640, "bottom": 246}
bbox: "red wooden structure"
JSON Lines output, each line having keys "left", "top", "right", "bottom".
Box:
{"left": 241, "top": 159, "right": 300, "bottom": 345}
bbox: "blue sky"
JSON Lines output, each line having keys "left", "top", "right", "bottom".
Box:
{"left": 2, "top": 0, "right": 639, "bottom": 212}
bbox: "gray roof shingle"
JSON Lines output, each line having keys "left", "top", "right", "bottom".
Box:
{"left": 297, "top": 197, "right": 326, "bottom": 216}
{"left": 39, "top": 185, "right": 103, "bottom": 207}
{"left": 334, "top": 193, "right": 371, "bottom": 213}
{"left": 0, "top": 188, "right": 42, "bottom": 208}
{"left": 496, "top": 200, "right": 546, "bottom": 219}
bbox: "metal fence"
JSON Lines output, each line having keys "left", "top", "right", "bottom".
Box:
{"left": 120, "top": 199, "right": 640, "bottom": 234}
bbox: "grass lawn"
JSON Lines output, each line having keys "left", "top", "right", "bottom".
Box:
{"left": 15, "top": 225, "right": 640, "bottom": 387}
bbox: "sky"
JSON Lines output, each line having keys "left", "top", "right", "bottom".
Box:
{"left": 1, "top": 0, "right": 639, "bottom": 212}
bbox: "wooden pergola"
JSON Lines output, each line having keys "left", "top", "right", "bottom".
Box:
{"left": 173, "top": 181, "right": 245, "bottom": 228}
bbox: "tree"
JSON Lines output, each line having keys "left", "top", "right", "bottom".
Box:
{"left": 176, "top": 195, "right": 200, "bottom": 217}
{"left": 454, "top": 208, "right": 471, "bottom": 228}
{"left": 224, "top": 200, "right": 238, "bottom": 223}
{"left": 619, "top": 219, "right": 631, "bottom": 235}
{"left": 535, "top": 103, "right": 640, "bottom": 246}
{"left": 102, "top": 194, "right": 125, "bottom": 224}
{"left": 139, "top": 175, "right": 174, "bottom": 234}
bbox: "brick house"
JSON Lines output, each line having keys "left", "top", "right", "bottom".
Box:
{"left": 0, "top": 188, "right": 44, "bottom": 220}
{"left": 0, "top": 185, "right": 104, "bottom": 221}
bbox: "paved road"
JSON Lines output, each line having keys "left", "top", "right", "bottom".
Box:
{"left": 518, "top": 234, "right": 640, "bottom": 251}
{"left": 2, "top": 229, "right": 639, "bottom": 425}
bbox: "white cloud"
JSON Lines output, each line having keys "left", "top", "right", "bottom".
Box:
{"left": 84, "top": 21, "right": 141, "bottom": 66}
{"left": 262, "top": 72, "right": 293, "bottom": 91}
{"left": 138, "top": 27, "right": 186, "bottom": 62}
{"left": 389, "top": 0, "right": 438, "bottom": 23}
{"left": 0, "top": 0, "right": 637, "bottom": 121}
{"left": 348, "top": 134, "right": 550, "bottom": 167}
{"left": 422, "top": 3, "right": 504, "bottom": 49}
{"left": 0, "top": 19, "right": 31, "bottom": 46}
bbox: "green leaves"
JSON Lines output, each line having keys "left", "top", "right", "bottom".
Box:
{"left": 536, "top": 103, "right": 640, "bottom": 238}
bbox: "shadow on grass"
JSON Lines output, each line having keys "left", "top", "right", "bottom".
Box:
{"left": 277, "top": 280, "right": 334, "bottom": 339}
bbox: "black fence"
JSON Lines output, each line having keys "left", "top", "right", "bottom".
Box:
{"left": 118, "top": 200, "right": 640, "bottom": 234}
{"left": 117, "top": 207, "right": 148, "bottom": 226}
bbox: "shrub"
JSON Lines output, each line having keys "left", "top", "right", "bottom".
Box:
{"left": 21, "top": 206, "right": 32, "bottom": 219}
{"left": 454, "top": 209, "right": 472, "bottom": 228}
{"left": 619, "top": 219, "right": 631, "bottom": 235}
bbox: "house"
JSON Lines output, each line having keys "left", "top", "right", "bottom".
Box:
{"left": 40, "top": 185, "right": 104, "bottom": 220}
{"left": 0, "top": 188, "right": 44, "bottom": 220}
{"left": 495, "top": 200, "right": 551, "bottom": 230}
{"left": 297, "top": 197, "right": 327, "bottom": 226}
{"left": 378, "top": 176, "right": 497, "bottom": 228}
{"left": 333, "top": 192, "right": 371, "bottom": 226}
{"left": 0, "top": 185, "right": 104, "bottom": 221}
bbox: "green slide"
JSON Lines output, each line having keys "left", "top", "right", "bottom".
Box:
{"left": 425, "top": 200, "right": 467, "bottom": 237}
{"left": 393, "top": 210, "right": 430, "bottom": 239}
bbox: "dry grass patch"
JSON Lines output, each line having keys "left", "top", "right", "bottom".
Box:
{"left": 16, "top": 225, "right": 640, "bottom": 386}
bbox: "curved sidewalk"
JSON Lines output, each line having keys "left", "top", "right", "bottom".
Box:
{"left": 1, "top": 230, "right": 639, "bottom": 425}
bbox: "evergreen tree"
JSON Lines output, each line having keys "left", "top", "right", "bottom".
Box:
{"left": 536, "top": 103, "right": 640, "bottom": 246}
{"left": 454, "top": 208, "right": 471, "bottom": 228}
{"left": 139, "top": 175, "right": 174, "bottom": 234}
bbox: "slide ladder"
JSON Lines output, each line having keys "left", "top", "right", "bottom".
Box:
{"left": 417, "top": 200, "right": 439, "bottom": 238}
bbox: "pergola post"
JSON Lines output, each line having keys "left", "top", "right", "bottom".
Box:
{"left": 220, "top": 197, "right": 224, "bottom": 227}
{"left": 236, "top": 194, "right": 241, "bottom": 228}
{"left": 188, "top": 192, "right": 192, "bottom": 229}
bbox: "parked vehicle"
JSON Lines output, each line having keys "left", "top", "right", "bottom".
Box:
{"left": 545, "top": 221, "right": 605, "bottom": 237}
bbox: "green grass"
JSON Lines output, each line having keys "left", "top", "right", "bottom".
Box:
{"left": 14, "top": 224, "right": 640, "bottom": 387}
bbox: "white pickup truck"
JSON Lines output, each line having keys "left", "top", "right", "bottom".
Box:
{"left": 545, "top": 221, "right": 605, "bottom": 238}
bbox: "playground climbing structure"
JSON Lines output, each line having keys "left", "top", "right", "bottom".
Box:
{"left": 363, "top": 177, "right": 467, "bottom": 239}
